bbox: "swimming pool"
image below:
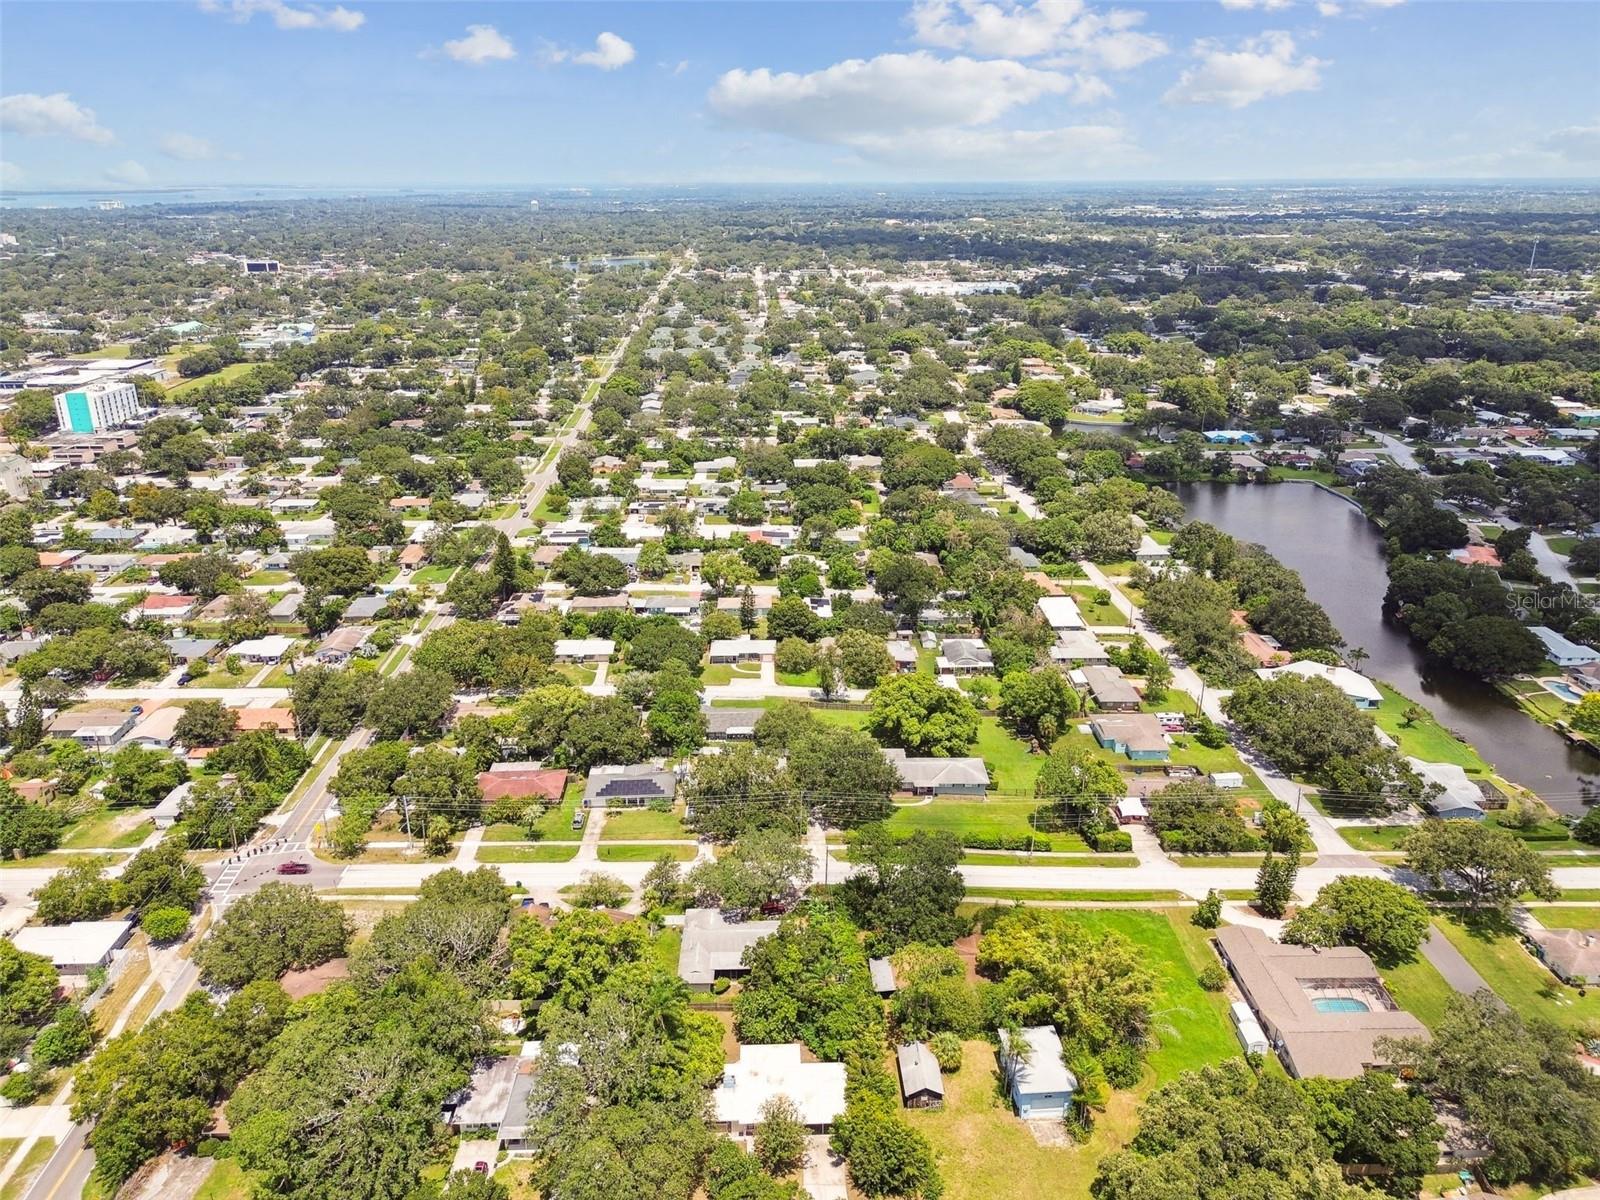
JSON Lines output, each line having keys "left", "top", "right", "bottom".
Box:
{"left": 1312, "top": 997, "right": 1371, "bottom": 1014}
{"left": 1543, "top": 680, "right": 1584, "bottom": 704}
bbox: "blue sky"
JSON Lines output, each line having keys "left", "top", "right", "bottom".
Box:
{"left": 2, "top": 0, "right": 1596, "bottom": 189}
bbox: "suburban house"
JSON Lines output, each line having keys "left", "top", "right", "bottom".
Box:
{"left": 46, "top": 708, "right": 137, "bottom": 748}
{"left": 1036, "top": 595, "right": 1086, "bottom": 631}
{"left": 1529, "top": 625, "right": 1600, "bottom": 668}
{"left": 1408, "top": 757, "right": 1486, "bottom": 821}
{"left": 1135, "top": 535, "right": 1171, "bottom": 567}
{"left": 582, "top": 763, "right": 677, "bottom": 809}
{"left": 998, "top": 1026, "right": 1076, "bottom": 1120}
{"left": 1255, "top": 661, "right": 1382, "bottom": 708}
{"left": 229, "top": 634, "right": 296, "bottom": 664}
{"left": 441, "top": 1057, "right": 521, "bottom": 1135}
{"left": 1090, "top": 713, "right": 1170, "bottom": 761}
{"left": 151, "top": 781, "right": 190, "bottom": 829}
{"left": 896, "top": 1042, "right": 945, "bottom": 1109}
{"left": 886, "top": 640, "right": 920, "bottom": 673}
{"left": 9, "top": 919, "right": 135, "bottom": 986}
{"left": 477, "top": 765, "right": 569, "bottom": 805}
{"left": 705, "top": 707, "right": 765, "bottom": 741}
{"left": 552, "top": 637, "right": 615, "bottom": 663}
{"left": 869, "top": 957, "right": 897, "bottom": 996}
{"left": 677, "top": 907, "right": 780, "bottom": 990}
{"left": 713, "top": 1045, "right": 847, "bottom": 1135}
{"left": 937, "top": 638, "right": 994, "bottom": 675}
{"left": 314, "top": 626, "right": 371, "bottom": 665}
{"left": 1215, "top": 925, "right": 1429, "bottom": 1079}
{"left": 708, "top": 637, "right": 776, "bottom": 664}
{"left": 1080, "top": 665, "right": 1141, "bottom": 711}
{"left": 1050, "top": 630, "right": 1110, "bottom": 666}
{"left": 1524, "top": 928, "right": 1600, "bottom": 984}
{"left": 123, "top": 705, "right": 185, "bottom": 749}
{"left": 883, "top": 748, "right": 988, "bottom": 797}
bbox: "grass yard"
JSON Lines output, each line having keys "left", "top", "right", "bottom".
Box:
{"left": 410, "top": 565, "right": 457, "bottom": 586}
{"left": 599, "top": 805, "right": 690, "bottom": 840}
{"left": 1061, "top": 586, "right": 1127, "bottom": 627}
{"left": 776, "top": 668, "right": 820, "bottom": 688}
{"left": 963, "top": 888, "right": 1184, "bottom": 903}
{"left": 1379, "top": 952, "right": 1458, "bottom": 1030}
{"left": 243, "top": 570, "right": 292, "bottom": 585}
{"left": 1525, "top": 905, "right": 1600, "bottom": 929}
{"left": 883, "top": 797, "right": 1056, "bottom": 847}
{"left": 908, "top": 911, "right": 1239, "bottom": 1200}
{"left": 476, "top": 844, "right": 579, "bottom": 863}
{"left": 60, "top": 807, "right": 154, "bottom": 850}
{"left": 598, "top": 843, "right": 696, "bottom": 862}
{"left": 193, "top": 1159, "right": 257, "bottom": 1199}
{"left": 523, "top": 781, "right": 587, "bottom": 842}
{"left": 1433, "top": 915, "right": 1600, "bottom": 1033}
{"left": 1173, "top": 854, "right": 1318, "bottom": 868}
{"left": 1371, "top": 685, "right": 1493, "bottom": 773}
{"left": 552, "top": 662, "right": 599, "bottom": 687}
{"left": 167, "top": 361, "right": 258, "bottom": 398}
{"left": 958, "top": 852, "right": 1137, "bottom": 868}
{"left": 186, "top": 666, "right": 254, "bottom": 688}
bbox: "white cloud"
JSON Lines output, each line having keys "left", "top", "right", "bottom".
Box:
{"left": 849, "top": 122, "right": 1139, "bottom": 173}
{"left": 710, "top": 52, "right": 1102, "bottom": 142}
{"left": 0, "top": 92, "right": 114, "bottom": 144}
{"left": 159, "top": 132, "right": 218, "bottom": 161}
{"left": 574, "top": 32, "right": 636, "bottom": 70}
{"left": 1219, "top": 0, "right": 1293, "bottom": 9}
{"left": 441, "top": 24, "right": 515, "bottom": 65}
{"left": 1316, "top": 2, "right": 1343, "bottom": 14}
{"left": 197, "top": 0, "right": 363, "bottom": 33}
{"left": 1163, "top": 31, "right": 1324, "bottom": 108}
{"left": 1542, "top": 119, "right": 1600, "bottom": 163}
{"left": 103, "top": 160, "right": 151, "bottom": 185}
{"left": 908, "top": 0, "right": 1166, "bottom": 72}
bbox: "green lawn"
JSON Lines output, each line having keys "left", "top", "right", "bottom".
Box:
{"left": 0, "top": 1138, "right": 58, "bottom": 1200}
{"left": 1433, "top": 915, "right": 1600, "bottom": 1033}
{"left": 167, "top": 360, "right": 258, "bottom": 398}
{"left": 963, "top": 887, "right": 1184, "bottom": 902}
{"left": 523, "top": 780, "right": 586, "bottom": 842}
{"left": 1061, "top": 586, "right": 1127, "bottom": 627}
{"left": 552, "top": 662, "right": 599, "bottom": 687}
{"left": 1371, "top": 684, "right": 1492, "bottom": 773}
{"left": 193, "top": 1159, "right": 256, "bottom": 1200}
{"left": 242, "top": 570, "right": 292, "bottom": 585}
{"left": 60, "top": 807, "right": 155, "bottom": 850}
{"left": 476, "top": 844, "right": 579, "bottom": 863}
{"left": 1525, "top": 905, "right": 1600, "bottom": 929}
{"left": 599, "top": 805, "right": 690, "bottom": 840}
{"left": 410, "top": 565, "right": 457, "bottom": 586}
{"left": 1379, "top": 952, "right": 1458, "bottom": 1030}
{"left": 776, "top": 668, "right": 820, "bottom": 688}
{"left": 598, "top": 843, "right": 696, "bottom": 862}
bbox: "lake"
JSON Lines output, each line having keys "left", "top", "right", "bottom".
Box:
{"left": 1177, "top": 481, "right": 1599, "bottom": 814}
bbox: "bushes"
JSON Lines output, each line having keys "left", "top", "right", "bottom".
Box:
{"left": 1192, "top": 889, "right": 1223, "bottom": 929}
{"left": 1090, "top": 829, "right": 1133, "bottom": 853}
{"left": 1197, "top": 963, "right": 1229, "bottom": 992}
{"left": 956, "top": 833, "right": 1056, "bottom": 852}
{"left": 928, "top": 1031, "right": 962, "bottom": 1073}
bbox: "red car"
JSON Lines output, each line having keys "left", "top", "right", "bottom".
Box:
{"left": 473, "top": 1162, "right": 489, "bottom": 1174}
{"left": 276, "top": 861, "right": 311, "bottom": 875}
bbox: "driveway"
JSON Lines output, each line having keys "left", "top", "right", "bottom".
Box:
{"left": 1420, "top": 926, "right": 1498, "bottom": 1002}
{"left": 801, "top": 1135, "right": 848, "bottom": 1200}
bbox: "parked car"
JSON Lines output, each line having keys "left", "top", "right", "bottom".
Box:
{"left": 276, "top": 861, "right": 311, "bottom": 875}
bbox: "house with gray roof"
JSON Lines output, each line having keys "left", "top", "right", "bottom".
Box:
{"left": 677, "top": 907, "right": 780, "bottom": 990}
{"left": 883, "top": 748, "right": 987, "bottom": 796}
{"left": 706, "top": 707, "right": 765, "bottom": 740}
{"left": 582, "top": 763, "right": 676, "bottom": 809}
{"left": 896, "top": 1042, "right": 945, "bottom": 1109}
{"left": 998, "top": 1026, "right": 1076, "bottom": 1119}
{"left": 1215, "top": 925, "right": 1428, "bottom": 1079}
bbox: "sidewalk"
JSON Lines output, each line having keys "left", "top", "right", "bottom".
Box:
{"left": 1420, "top": 926, "right": 1498, "bottom": 1001}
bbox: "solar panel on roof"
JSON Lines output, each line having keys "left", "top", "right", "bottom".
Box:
{"left": 599, "top": 778, "right": 664, "bottom": 798}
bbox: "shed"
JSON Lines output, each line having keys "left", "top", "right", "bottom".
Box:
{"left": 868, "top": 957, "right": 897, "bottom": 996}
{"left": 896, "top": 1042, "right": 945, "bottom": 1109}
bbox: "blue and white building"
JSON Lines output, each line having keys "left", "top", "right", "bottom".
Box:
{"left": 52, "top": 380, "right": 143, "bottom": 434}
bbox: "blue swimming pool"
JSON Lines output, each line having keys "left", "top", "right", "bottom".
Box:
{"left": 1312, "top": 997, "right": 1371, "bottom": 1014}
{"left": 1544, "top": 681, "right": 1584, "bottom": 704}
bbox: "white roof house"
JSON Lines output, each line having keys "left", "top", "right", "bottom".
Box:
{"left": 1036, "top": 595, "right": 1086, "bottom": 631}
{"left": 228, "top": 634, "right": 296, "bottom": 663}
{"left": 1406, "top": 757, "right": 1485, "bottom": 820}
{"left": 998, "top": 1026, "right": 1077, "bottom": 1120}
{"left": 552, "top": 638, "right": 615, "bottom": 661}
{"left": 1255, "top": 660, "right": 1382, "bottom": 708}
{"left": 677, "top": 907, "right": 780, "bottom": 990}
{"left": 708, "top": 637, "right": 776, "bottom": 662}
{"left": 1529, "top": 625, "right": 1600, "bottom": 668}
{"left": 10, "top": 919, "right": 134, "bottom": 977}
{"left": 714, "top": 1044, "right": 847, "bottom": 1132}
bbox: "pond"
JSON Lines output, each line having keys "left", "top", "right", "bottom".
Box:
{"left": 1176, "top": 481, "right": 1599, "bottom": 814}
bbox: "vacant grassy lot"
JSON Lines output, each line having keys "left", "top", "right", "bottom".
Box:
{"left": 599, "top": 806, "right": 689, "bottom": 840}
{"left": 60, "top": 807, "right": 154, "bottom": 850}
{"left": 167, "top": 361, "right": 258, "bottom": 398}
{"left": 1061, "top": 586, "right": 1127, "bottom": 627}
{"left": 1434, "top": 915, "right": 1600, "bottom": 1033}
{"left": 598, "top": 843, "right": 695, "bottom": 862}
{"left": 476, "top": 845, "right": 579, "bottom": 863}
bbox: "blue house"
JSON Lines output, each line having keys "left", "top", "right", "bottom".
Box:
{"left": 1203, "top": 429, "right": 1259, "bottom": 444}
{"left": 998, "top": 1026, "right": 1076, "bottom": 1120}
{"left": 1089, "top": 714, "right": 1170, "bottom": 762}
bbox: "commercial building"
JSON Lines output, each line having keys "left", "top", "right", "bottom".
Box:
{"left": 10, "top": 919, "right": 135, "bottom": 984}
{"left": 52, "top": 380, "right": 143, "bottom": 434}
